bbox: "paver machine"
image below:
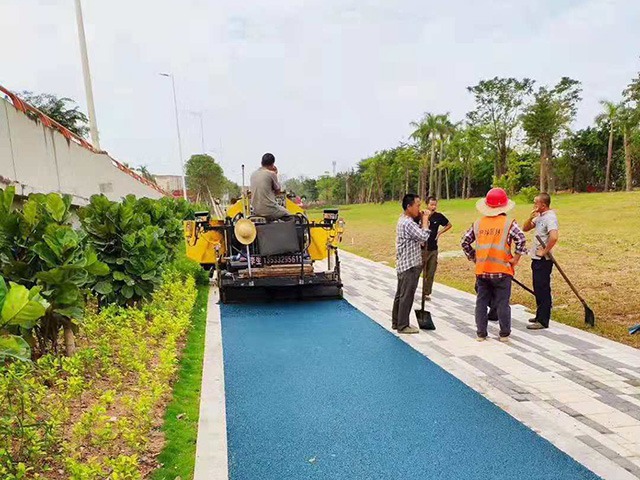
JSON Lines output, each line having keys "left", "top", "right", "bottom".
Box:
{"left": 183, "top": 189, "right": 345, "bottom": 303}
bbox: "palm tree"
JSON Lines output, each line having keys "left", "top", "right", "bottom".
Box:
{"left": 136, "top": 165, "right": 157, "bottom": 184}
{"left": 410, "top": 113, "right": 441, "bottom": 199}
{"left": 618, "top": 105, "right": 639, "bottom": 191}
{"left": 436, "top": 115, "right": 456, "bottom": 199}
{"left": 596, "top": 100, "right": 620, "bottom": 192}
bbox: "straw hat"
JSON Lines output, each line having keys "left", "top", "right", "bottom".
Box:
{"left": 476, "top": 188, "right": 516, "bottom": 217}
{"left": 234, "top": 218, "right": 256, "bottom": 245}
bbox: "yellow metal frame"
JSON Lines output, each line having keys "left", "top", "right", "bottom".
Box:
{"left": 184, "top": 191, "right": 344, "bottom": 266}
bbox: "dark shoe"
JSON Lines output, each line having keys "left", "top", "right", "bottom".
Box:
{"left": 527, "top": 322, "right": 547, "bottom": 330}
{"left": 398, "top": 326, "right": 419, "bottom": 334}
{"left": 528, "top": 317, "right": 538, "bottom": 323}
{"left": 391, "top": 325, "right": 398, "bottom": 330}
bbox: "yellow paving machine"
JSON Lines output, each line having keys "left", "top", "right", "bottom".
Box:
{"left": 184, "top": 190, "right": 345, "bottom": 303}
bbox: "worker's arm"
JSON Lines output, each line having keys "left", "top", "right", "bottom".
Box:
{"left": 460, "top": 225, "right": 476, "bottom": 262}
{"left": 405, "top": 216, "right": 431, "bottom": 243}
{"left": 270, "top": 170, "right": 283, "bottom": 195}
{"left": 537, "top": 229, "right": 558, "bottom": 258}
{"left": 437, "top": 222, "right": 452, "bottom": 241}
{"left": 508, "top": 221, "right": 527, "bottom": 267}
{"left": 522, "top": 210, "right": 538, "bottom": 232}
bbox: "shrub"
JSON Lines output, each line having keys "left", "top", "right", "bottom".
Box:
{"left": 0, "top": 187, "right": 109, "bottom": 356}
{"left": 167, "top": 251, "right": 210, "bottom": 286}
{"left": 79, "top": 195, "right": 170, "bottom": 306}
{"left": 518, "top": 186, "right": 539, "bottom": 204}
{"left": 0, "top": 274, "right": 197, "bottom": 478}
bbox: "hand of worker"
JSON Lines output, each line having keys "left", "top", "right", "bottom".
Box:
{"left": 529, "top": 208, "right": 539, "bottom": 220}
{"left": 536, "top": 248, "right": 546, "bottom": 258}
{"left": 508, "top": 258, "right": 519, "bottom": 267}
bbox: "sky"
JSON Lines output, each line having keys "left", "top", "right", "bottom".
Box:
{"left": 1, "top": 0, "right": 639, "bottom": 185}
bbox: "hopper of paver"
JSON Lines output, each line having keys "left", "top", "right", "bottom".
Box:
{"left": 183, "top": 191, "right": 345, "bottom": 303}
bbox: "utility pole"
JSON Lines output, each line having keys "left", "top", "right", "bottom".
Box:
{"left": 160, "top": 73, "right": 187, "bottom": 200}
{"left": 332, "top": 161, "right": 337, "bottom": 176}
{"left": 74, "top": 0, "right": 100, "bottom": 149}
{"left": 188, "top": 111, "right": 205, "bottom": 153}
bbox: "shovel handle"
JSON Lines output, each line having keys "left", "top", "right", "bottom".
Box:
{"left": 421, "top": 262, "right": 427, "bottom": 311}
{"left": 536, "top": 235, "right": 587, "bottom": 306}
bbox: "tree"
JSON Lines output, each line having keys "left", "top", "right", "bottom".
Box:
{"left": 185, "top": 154, "right": 225, "bottom": 205}
{"left": 136, "top": 165, "right": 157, "bottom": 184}
{"left": 595, "top": 100, "right": 620, "bottom": 192}
{"left": 622, "top": 72, "right": 640, "bottom": 191}
{"left": 436, "top": 115, "right": 456, "bottom": 199}
{"left": 410, "top": 113, "right": 441, "bottom": 198}
{"left": 467, "top": 77, "right": 535, "bottom": 178}
{"left": 522, "top": 77, "right": 582, "bottom": 192}
{"left": 19, "top": 91, "right": 90, "bottom": 138}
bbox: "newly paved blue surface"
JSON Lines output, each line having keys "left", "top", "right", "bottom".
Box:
{"left": 221, "top": 300, "right": 600, "bottom": 480}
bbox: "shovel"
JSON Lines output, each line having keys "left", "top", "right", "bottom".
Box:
{"left": 512, "top": 277, "right": 535, "bottom": 296}
{"left": 536, "top": 235, "right": 595, "bottom": 327}
{"left": 415, "top": 263, "right": 436, "bottom": 330}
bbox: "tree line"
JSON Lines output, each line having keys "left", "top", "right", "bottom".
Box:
{"left": 285, "top": 71, "right": 640, "bottom": 204}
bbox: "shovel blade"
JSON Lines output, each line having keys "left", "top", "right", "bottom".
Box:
{"left": 585, "top": 305, "right": 595, "bottom": 327}
{"left": 415, "top": 309, "right": 436, "bottom": 330}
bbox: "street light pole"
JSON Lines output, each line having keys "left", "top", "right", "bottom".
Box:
{"left": 74, "top": 0, "right": 100, "bottom": 149}
{"left": 160, "top": 73, "right": 187, "bottom": 200}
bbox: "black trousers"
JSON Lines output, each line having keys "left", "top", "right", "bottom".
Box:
{"left": 532, "top": 259, "right": 554, "bottom": 327}
{"left": 392, "top": 266, "right": 422, "bottom": 330}
{"left": 475, "top": 276, "right": 512, "bottom": 338}
{"left": 475, "top": 281, "right": 498, "bottom": 320}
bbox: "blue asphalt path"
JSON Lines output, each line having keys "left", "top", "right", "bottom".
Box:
{"left": 221, "top": 300, "right": 600, "bottom": 480}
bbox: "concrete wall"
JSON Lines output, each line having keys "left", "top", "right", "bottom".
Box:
{"left": 154, "top": 174, "right": 183, "bottom": 193}
{"left": 0, "top": 97, "right": 164, "bottom": 205}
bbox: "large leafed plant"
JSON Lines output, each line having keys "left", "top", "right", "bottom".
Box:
{"left": 0, "top": 187, "right": 109, "bottom": 356}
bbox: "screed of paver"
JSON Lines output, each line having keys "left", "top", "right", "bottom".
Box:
{"left": 221, "top": 300, "right": 600, "bottom": 480}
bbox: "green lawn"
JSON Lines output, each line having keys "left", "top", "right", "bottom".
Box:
{"left": 320, "top": 191, "right": 640, "bottom": 348}
{"left": 153, "top": 285, "right": 209, "bottom": 480}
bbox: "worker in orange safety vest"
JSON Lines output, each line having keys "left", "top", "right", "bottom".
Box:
{"left": 461, "top": 188, "right": 527, "bottom": 342}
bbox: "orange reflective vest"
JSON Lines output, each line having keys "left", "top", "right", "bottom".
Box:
{"left": 473, "top": 215, "right": 514, "bottom": 276}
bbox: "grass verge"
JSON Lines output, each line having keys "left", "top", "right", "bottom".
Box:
{"left": 153, "top": 285, "right": 210, "bottom": 480}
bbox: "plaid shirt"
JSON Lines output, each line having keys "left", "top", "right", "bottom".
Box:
{"left": 396, "top": 215, "right": 431, "bottom": 273}
{"left": 461, "top": 217, "right": 527, "bottom": 278}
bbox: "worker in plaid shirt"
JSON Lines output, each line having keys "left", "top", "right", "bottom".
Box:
{"left": 461, "top": 188, "right": 527, "bottom": 342}
{"left": 392, "top": 194, "right": 432, "bottom": 334}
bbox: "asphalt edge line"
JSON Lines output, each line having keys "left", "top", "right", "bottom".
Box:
{"left": 193, "top": 286, "right": 229, "bottom": 480}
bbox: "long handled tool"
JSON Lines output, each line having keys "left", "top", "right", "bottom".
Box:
{"left": 415, "top": 263, "right": 435, "bottom": 330}
{"left": 512, "top": 277, "right": 535, "bottom": 296}
{"left": 536, "top": 235, "right": 595, "bottom": 327}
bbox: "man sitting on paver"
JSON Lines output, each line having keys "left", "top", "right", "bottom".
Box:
{"left": 250, "top": 152, "right": 291, "bottom": 221}
{"left": 523, "top": 192, "right": 559, "bottom": 330}
{"left": 392, "top": 194, "right": 432, "bottom": 334}
{"left": 461, "top": 188, "right": 527, "bottom": 342}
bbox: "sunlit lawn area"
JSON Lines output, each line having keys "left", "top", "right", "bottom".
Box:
{"left": 316, "top": 191, "right": 640, "bottom": 348}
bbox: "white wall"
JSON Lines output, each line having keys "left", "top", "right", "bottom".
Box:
{"left": 0, "top": 97, "right": 164, "bottom": 204}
